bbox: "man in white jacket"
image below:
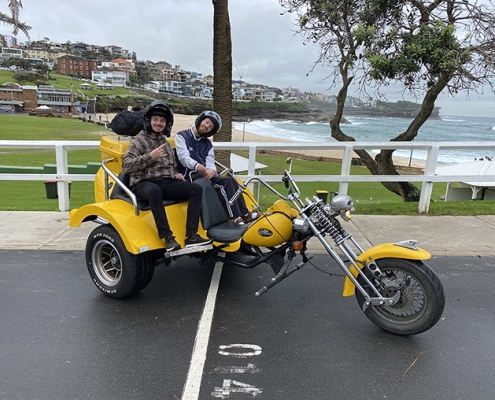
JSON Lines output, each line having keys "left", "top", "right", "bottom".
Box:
{"left": 175, "top": 110, "right": 261, "bottom": 225}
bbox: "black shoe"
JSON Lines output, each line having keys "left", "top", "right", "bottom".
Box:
{"left": 165, "top": 237, "right": 182, "bottom": 252}
{"left": 185, "top": 234, "right": 212, "bottom": 248}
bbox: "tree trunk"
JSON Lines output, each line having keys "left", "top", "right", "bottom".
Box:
{"left": 212, "top": 0, "right": 233, "bottom": 168}
{"left": 330, "top": 69, "right": 450, "bottom": 202}
{"left": 375, "top": 76, "right": 449, "bottom": 201}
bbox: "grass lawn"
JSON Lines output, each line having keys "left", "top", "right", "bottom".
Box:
{"left": 0, "top": 113, "right": 106, "bottom": 141}
{"left": 1, "top": 114, "right": 495, "bottom": 215}
{"left": 1, "top": 181, "right": 95, "bottom": 211}
{"left": 240, "top": 151, "right": 495, "bottom": 216}
{"left": 0, "top": 114, "right": 105, "bottom": 165}
{"left": 0, "top": 69, "right": 133, "bottom": 97}
{"left": 0, "top": 114, "right": 105, "bottom": 210}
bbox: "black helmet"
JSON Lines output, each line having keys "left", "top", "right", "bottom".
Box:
{"left": 143, "top": 100, "right": 174, "bottom": 136}
{"left": 195, "top": 111, "right": 222, "bottom": 137}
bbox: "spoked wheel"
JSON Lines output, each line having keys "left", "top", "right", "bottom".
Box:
{"left": 85, "top": 225, "right": 154, "bottom": 298}
{"left": 355, "top": 258, "right": 445, "bottom": 335}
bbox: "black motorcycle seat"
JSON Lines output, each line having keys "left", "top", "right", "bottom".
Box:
{"left": 110, "top": 172, "right": 185, "bottom": 211}
{"left": 206, "top": 221, "right": 249, "bottom": 243}
{"left": 194, "top": 177, "right": 249, "bottom": 243}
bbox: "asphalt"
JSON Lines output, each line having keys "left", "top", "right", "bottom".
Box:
{"left": 1, "top": 211, "right": 495, "bottom": 256}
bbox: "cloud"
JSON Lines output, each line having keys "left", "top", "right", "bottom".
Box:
{"left": 3, "top": 0, "right": 325, "bottom": 86}
{"left": 1, "top": 0, "right": 493, "bottom": 117}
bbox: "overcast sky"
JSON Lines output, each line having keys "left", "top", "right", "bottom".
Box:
{"left": 1, "top": 0, "right": 494, "bottom": 117}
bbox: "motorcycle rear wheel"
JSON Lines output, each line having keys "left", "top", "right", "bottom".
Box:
{"left": 85, "top": 225, "right": 155, "bottom": 298}
{"left": 355, "top": 258, "right": 445, "bottom": 335}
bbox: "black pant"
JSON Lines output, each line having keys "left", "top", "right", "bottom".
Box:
{"left": 209, "top": 175, "right": 248, "bottom": 219}
{"left": 133, "top": 177, "right": 202, "bottom": 240}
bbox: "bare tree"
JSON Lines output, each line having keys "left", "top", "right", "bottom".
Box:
{"left": 280, "top": 0, "right": 495, "bottom": 202}
{"left": 212, "top": 0, "right": 233, "bottom": 167}
{"left": 0, "top": 1, "right": 30, "bottom": 46}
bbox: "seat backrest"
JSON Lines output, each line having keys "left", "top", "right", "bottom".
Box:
{"left": 110, "top": 172, "right": 131, "bottom": 201}
{"left": 194, "top": 177, "right": 229, "bottom": 229}
{"left": 110, "top": 171, "right": 184, "bottom": 211}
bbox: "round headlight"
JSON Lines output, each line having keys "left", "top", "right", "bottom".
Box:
{"left": 330, "top": 194, "right": 354, "bottom": 213}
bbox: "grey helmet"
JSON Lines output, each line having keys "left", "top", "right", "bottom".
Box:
{"left": 195, "top": 110, "right": 222, "bottom": 137}
{"left": 143, "top": 100, "right": 174, "bottom": 136}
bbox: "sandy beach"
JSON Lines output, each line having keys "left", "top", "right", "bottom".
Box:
{"left": 98, "top": 112, "right": 425, "bottom": 171}
{"left": 171, "top": 113, "right": 425, "bottom": 171}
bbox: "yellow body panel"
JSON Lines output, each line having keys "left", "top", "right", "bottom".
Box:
{"left": 341, "top": 243, "right": 431, "bottom": 297}
{"left": 241, "top": 199, "right": 298, "bottom": 247}
{"left": 72, "top": 135, "right": 260, "bottom": 254}
{"left": 70, "top": 199, "right": 202, "bottom": 254}
{"left": 242, "top": 212, "right": 293, "bottom": 247}
{"left": 266, "top": 199, "right": 299, "bottom": 218}
{"left": 99, "top": 136, "right": 130, "bottom": 162}
{"left": 98, "top": 135, "right": 175, "bottom": 169}
{"left": 235, "top": 177, "right": 257, "bottom": 212}
{"left": 212, "top": 240, "right": 243, "bottom": 252}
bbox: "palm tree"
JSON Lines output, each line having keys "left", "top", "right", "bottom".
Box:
{"left": 0, "top": 1, "right": 31, "bottom": 46}
{"left": 212, "top": 0, "right": 233, "bottom": 167}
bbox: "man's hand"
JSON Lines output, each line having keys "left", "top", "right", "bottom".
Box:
{"left": 174, "top": 173, "right": 185, "bottom": 181}
{"left": 197, "top": 164, "right": 216, "bottom": 179}
{"left": 151, "top": 144, "right": 168, "bottom": 160}
{"left": 204, "top": 169, "right": 216, "bottom": 179}
{"left": 197, "top": 163, "right": 207, "bottom": 176}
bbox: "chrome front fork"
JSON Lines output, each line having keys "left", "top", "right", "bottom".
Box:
{"left": 305, "top": 214, "right": 400, "bottom": 310}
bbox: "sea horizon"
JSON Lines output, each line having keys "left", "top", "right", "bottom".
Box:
{"left": 234, "top": 114, "right": 495, "bottom": 165}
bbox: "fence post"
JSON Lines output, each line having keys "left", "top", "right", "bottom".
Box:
{"left": 338, "top": 145, "right": 354, "bottom": 195}
{"left": 55, "top": 144, "right": 70, "bottom": 212}
{"left": 247, "top": 145, "right": 257, "bottom": 194}
{"left": 418, "top": 145, "right": 440, "bottom": 214}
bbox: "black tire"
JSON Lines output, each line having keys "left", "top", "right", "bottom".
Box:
{"left": 355, "top": 258, "right": 445, "bottom": 335}
{"left": 85, "top": 225, "right": 155, "bottom": 298}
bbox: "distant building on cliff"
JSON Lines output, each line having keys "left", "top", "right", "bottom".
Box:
{"left": 57, "top": 55, "right": 97, "bottom": 78}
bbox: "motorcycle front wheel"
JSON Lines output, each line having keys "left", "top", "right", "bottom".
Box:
{"left": 355, "top": 258, "right": 445, "bottom": 335}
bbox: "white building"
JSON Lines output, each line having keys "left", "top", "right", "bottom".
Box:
{"left": 143, "top": 81, "right": 160, "bottom": 93}
{"left": 265, "top": 91, "right": 276, "bottom": 102}
{"left": 198, "top": 85, "right": 212, "bottom": 99}
{"left": 0, "top": 47, "right": 23, "bottom": 61}
{"left": 92, "top": 67, "right": 128, "bottom": 87}
{"left": 159, "top": 80, "right": 183, "bottom": 95}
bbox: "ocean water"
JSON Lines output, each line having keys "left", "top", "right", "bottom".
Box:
{"left": 234, "top": 115, "right": 495, "bottom": 164}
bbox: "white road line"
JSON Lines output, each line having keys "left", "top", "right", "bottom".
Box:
{"left": 182, "top": 261, "right": 224, "bottom": 400}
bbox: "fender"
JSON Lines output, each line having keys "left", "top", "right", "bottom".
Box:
{"left": 70, "top": 200, "right": 192, "bottom": 254}
{"left": 342, "top": 242, "right": 431, "bottom": 297}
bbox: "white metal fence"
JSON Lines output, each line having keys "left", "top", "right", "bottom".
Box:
{"left": 2, "top": 140, "right": 495, "bottom": 213}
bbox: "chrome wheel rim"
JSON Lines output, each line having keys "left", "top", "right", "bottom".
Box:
{"left": 91, "top": 239, "right": 122, "bottom": 287}
{"left": 375, "top": 270, "right": 426, "bottom": 320}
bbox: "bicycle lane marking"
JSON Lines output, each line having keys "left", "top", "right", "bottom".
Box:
{"left": 182, "top": 260, "right": 224, "bottom": 400}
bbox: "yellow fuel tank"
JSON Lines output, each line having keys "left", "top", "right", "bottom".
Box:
{"left": 242, "top": 211, "right": 293, "bottom": 247}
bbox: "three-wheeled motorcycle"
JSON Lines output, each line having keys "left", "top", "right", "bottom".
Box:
{"left": 69, "top": 133, "right": 445, "bottom": 335}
